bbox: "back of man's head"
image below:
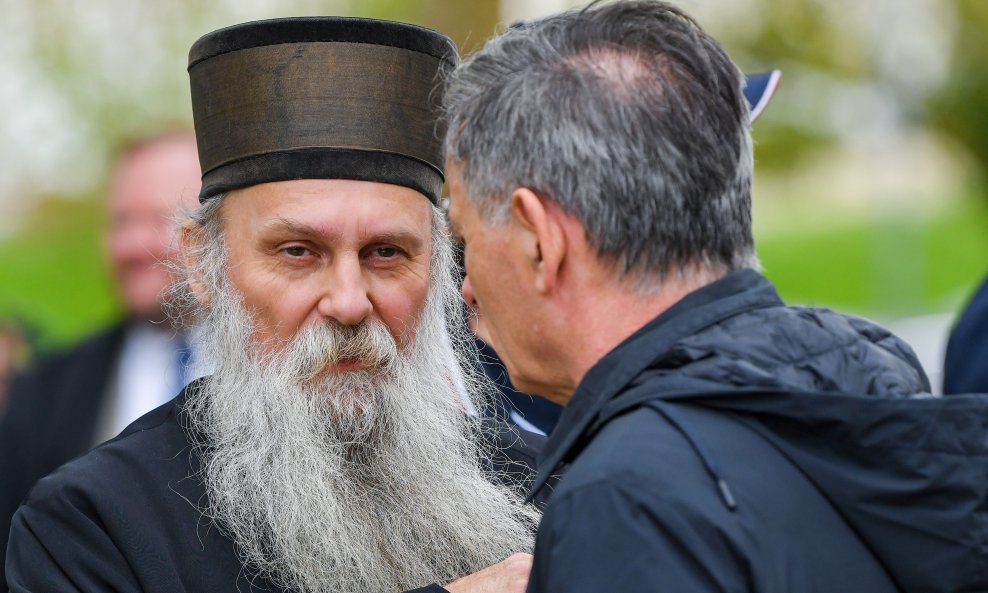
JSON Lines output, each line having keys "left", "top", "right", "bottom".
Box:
{"left": 444, "top": 0, "right": 757, "bottom": 289}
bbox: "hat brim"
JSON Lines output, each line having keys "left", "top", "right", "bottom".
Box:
{"left": 744, "top": 70, "right": 782, "bottom": 122}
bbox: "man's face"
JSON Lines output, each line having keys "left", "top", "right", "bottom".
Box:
{"left": 218, "top": 179, "right": 433, "bottom": 364}
{"left": 106, "top": 136, "right": 201, "bottom": 323}
{"left": 188, "top": 177, "right": 539, "bottom": 593}
{"left": 446, "top": 163, "right": 541, "bottom": 393}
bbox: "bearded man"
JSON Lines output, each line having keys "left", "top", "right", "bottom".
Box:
{"left": 6, "top": 18, "right": 540, "bottom": 593}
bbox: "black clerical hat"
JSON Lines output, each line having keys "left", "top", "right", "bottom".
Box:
{"left": 188, "top": 17, "right": 457, "bottom": 204}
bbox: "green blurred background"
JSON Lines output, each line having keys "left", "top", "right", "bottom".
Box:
{"left": 1, "top": 0, "right": 986, "bottom": 389}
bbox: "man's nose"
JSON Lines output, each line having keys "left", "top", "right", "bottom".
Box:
{"left": 461, "top": 275, "right": 478, "bottom": 312}
{"left": 317, "top": 260, "right": 373, "bottom": 326}
{"left": 108, "top": 221, "right": 162, "bottom": 264}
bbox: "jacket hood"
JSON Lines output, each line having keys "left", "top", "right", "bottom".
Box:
{"left": 533, "top": 270, "right": 984, "bottom": 593}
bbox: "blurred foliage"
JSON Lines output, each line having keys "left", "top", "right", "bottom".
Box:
{"left": 925, "top": 0, "right": 988, "bottom": 190}
{"left": 0, "top": 195, "right": 119, "bottom": 351}
{"left": 2, "top": 0, "right": 988, "bottom": 352}
{"left": 759, "top": 198, "right": 988, "bottom": 317}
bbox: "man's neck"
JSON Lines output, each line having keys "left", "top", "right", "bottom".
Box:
{"left": 549, "top": 268, "right": 723, "bottom": 405}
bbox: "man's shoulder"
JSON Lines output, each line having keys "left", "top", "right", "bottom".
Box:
{"left": 480, "top": 417, "right": 544, "bottom": 461}
{"left": 5, "top": 387, "right": 263, "bottom": 593}
{"left": 5, "top": 322, "right": 128, "bottom": 415}
{"left": 29, "top": 322, "right": 127, "bottom": 373}
{"left": 555, "top": 405, "right": 720, "bottom": 500}
{"left": 662, "top": 301, "right": 929, "bottom": 396}
{"left": 530, "top": 406, "right": 753, "bottom": 593}
{"left": 24, "top": 393, "right": 192, "bottom": 506}
{"left": 553, "top": 398, "right": 811, "bottom": 519}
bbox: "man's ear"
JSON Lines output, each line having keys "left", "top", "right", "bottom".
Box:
{"left": 180, "top": 221, "right": 212, "bottom": 307}
{"left": 510, "top": 188, "right": 565, "bottom": 294}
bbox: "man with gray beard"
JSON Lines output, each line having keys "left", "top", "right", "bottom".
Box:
{"left": 6, "top": 17, "right": 541, "bottom": 593}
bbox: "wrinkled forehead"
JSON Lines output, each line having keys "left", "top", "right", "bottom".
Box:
{"left": 221, "top": 178, "right": 435, "bottom": 242}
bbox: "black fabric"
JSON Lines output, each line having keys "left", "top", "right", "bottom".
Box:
{"left": 0, "top": 322, "right": 127, "bottom": 589}
{"left": 6, "top": 379, "right": 547, "bottom": 592}
{"left": 476, "top": 339, "right": 562, "bottom": 435}
{"left": 189, "top": 16, "right": 457, "bottom": 68}
{"left": 527, "top": 270, "right": 987, "bottom": 593}
{"left": 944, "top": 272, "right": 988, "bottom": 393}
{"left": 201, "top": 149, "right": 444, "bottom": 205}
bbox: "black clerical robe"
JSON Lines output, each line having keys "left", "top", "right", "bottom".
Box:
{"left": 5, "top": 379, "right": 544, "bottom": 593}
{"left": 1, "top": 323, "right": 127, "bottom": 590}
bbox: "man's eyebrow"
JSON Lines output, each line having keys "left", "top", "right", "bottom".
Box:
{"left": 262, "top": 218, "right": 324, "bottom": 237}
{"left": 369, "top": 229, "right": 425, "bottom": 249}
{"left": 262, "top": 218, "right": 425, "bottom": 248}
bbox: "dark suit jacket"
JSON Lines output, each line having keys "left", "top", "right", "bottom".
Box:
{"left": 944, "top": 273, "right": 988, "bottom": 393}
{"left": 0, "top": 322, "right": 126, "bottom": 586}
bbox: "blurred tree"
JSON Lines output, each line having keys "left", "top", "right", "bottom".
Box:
{"left": 359, "top": 0, "right": 499, "bottom": 54}
{"left": 686, "top": 0, "right": 960, "bottom": 178}
{"left": 926, "top": 0, "right": 988, "bottom": 190}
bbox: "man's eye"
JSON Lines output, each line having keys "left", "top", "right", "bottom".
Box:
{"left": 375, "top": 246, "right": 399, "bottom": 258}
{"left": 284, "top": 246, "right": 309, "bottom": 257}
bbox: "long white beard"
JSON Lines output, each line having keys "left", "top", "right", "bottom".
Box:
{"left": 183, "top": 277, "right": 540, "bottom": 593}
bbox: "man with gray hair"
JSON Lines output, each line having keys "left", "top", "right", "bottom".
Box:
{"left": 7, "top": 17, "right": 541, "bottom": 593}
{"left": 445, "top": 1, "right": 988, "bottom": 592}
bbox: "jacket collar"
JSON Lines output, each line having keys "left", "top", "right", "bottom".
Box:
{"left": 526, "top": 269, "right": 783, "bottom": 501}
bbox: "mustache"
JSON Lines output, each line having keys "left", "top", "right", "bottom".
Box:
{"left": 286, "top": 319, "right": 400, "bottom": 379}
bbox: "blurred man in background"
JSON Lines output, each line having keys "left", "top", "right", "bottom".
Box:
{"left": 0, "top": 129, "right": 202, "bottom": 585}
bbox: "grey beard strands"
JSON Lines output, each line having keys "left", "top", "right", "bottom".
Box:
{"left": 183, "top": 271, "right": 540, "bottom": 593}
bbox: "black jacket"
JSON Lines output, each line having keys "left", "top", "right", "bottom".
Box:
{"left": 0, "top": 323, "right": 126, "bottom": 588}
{"left": 944, "top": 272, "right": 988, "bottom": 393}
{"left": 526, "top": 270, "right": 987, "bottom": 593}
{"left": 5, "top": 380, "right": 544, "bottom": 593}
{"left": 476, "top": 339, "right": 563, "bottom": 435}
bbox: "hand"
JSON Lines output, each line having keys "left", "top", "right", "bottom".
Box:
{"left": 444, "top": 553, "right": 533, "bottom": 593}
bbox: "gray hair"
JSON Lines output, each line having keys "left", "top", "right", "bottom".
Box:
{"left": 163, "top": 195, "right": 226, "bottom": 330}
{"left": 444, "top": 0, "right": 758, "bottom": 289}
{"left": 168, "top": 192, "right": 540, "bottom": 591}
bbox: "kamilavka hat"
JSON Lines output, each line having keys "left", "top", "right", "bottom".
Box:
{"left": 188, "top": 17, "right": 457, "bottom": 204}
